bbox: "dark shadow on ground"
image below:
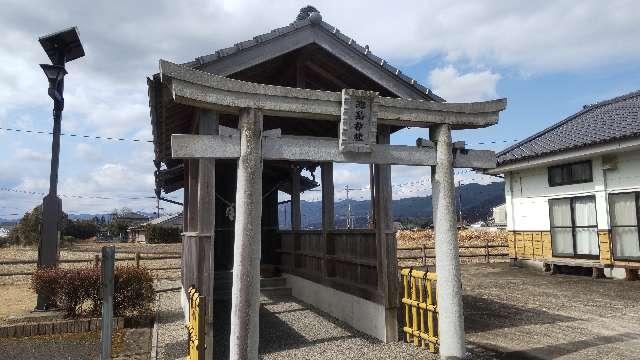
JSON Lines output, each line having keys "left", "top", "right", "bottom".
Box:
{"left": 463, "top": 295, "right": 577, "bottom": 333}
{"left": 470, "top": 332, "right": 639, "bottom": 359}
{"left": 213, "top": 295, "right": 375, "bottom": 359}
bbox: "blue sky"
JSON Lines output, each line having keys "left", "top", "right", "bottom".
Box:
{"left": 1, "top": 0, "right": 640, "bottom": 218}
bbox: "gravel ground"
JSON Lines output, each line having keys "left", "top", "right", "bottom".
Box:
{"left": 155, "top": 289, "right": 437, "bottom": 360}
{"left": 463, "top": 263, "right": 640, "bottom": 359}
{"left": 155, "top": 285, "right": 188, "bottom": 360}
{"left": 258, "top": 295, "right": 437, "bottom": 360}
{"left": 151, "top": 263, "right": 640, "bottom": 360}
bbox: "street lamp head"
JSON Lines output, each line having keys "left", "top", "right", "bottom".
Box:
{"left": 40, "top": 64, "right": 67, "bottom": 82}
{"left": 40, "top": 64, "right": 67, "bottom": 103}
{"left": 39, "top": 26, "right": 84, "bottom": 65}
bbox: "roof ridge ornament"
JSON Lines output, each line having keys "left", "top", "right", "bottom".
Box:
{"left": 296, "top": 5, "right": 322, "bottom": 24}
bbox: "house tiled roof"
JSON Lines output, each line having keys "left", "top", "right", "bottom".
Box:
{"left": 182, "top": 7, "right": 443, "bottom": 102}
{"left": 497, "top": 90, "right": 640, "bottom": 165}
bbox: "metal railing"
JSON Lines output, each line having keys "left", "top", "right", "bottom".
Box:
{"left": 401, "top": 268, "right": 438, "bottom": 353}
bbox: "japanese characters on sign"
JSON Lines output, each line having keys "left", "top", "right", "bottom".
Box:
{"left": 339, "top": 89, "right": 378, "bottom": 152}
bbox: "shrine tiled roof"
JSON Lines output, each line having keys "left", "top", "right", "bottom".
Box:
{"left": 497, "top": 90, "right": 640, "bottom": 166}
{"left": 182, "top": 7, "right": 443, "bottom": 102}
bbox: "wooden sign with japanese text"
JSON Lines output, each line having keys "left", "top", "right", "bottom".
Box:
{"left": 339, "top": 89, "right": 378, "bottom": 152}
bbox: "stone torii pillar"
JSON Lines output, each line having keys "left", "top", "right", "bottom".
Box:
{"left": 431, "top": 124, "right": 466, "bottom": 359}
{"left": 229, "top": 108, "right": 263, "bottom": 360}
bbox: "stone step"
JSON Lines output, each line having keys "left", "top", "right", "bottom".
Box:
{"left": 260, "top": 286, "right": 292, "bottom": 297}
{"left": 213, "top": 277, "right": 290, "bottom": 299}
{"left": 260, "top": 277, "right": 286, "bottom": 288}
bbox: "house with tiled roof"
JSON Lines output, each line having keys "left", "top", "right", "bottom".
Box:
{"left": 488, "top": 90, "right": 640, "bottom": 278}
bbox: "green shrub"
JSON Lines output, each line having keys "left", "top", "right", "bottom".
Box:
{"left": 145, "top": 224, "right": 181, "bottom": 244}
{"left": 31, "top": 265, "right": 154, "bottom": 318}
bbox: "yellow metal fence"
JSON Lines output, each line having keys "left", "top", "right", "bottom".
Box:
{"left": 186, "top": 286, "right": 206, "bottom": 360}
{"left": 401, "top": 268, "right": 438, "bottom": 353}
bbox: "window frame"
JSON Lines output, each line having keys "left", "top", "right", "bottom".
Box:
{"left": 548, "top": 160, "right": 593, "bottom": 187}
{"left": 608, "top": 191, "right": 640, "bottom": 261}
{"left": 548, "top": 195, "right": 599, "bottom": 259}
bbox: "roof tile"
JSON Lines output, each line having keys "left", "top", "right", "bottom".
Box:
{"left": 497, "top": 90, "right": 640, "bottom": 165}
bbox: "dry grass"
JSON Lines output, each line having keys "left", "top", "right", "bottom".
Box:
{"left": 397, "top": 229, "right": 510, "bottom": 268}
{"left": 0, "top": 239, "right": 181, "bottom": 323}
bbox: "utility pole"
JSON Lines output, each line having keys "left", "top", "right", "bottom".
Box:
{"left": 36, "top": 27, "right": 84, "bottom": 310}
{"left": 344, "top": 185, "right": 363, "bottom": 229}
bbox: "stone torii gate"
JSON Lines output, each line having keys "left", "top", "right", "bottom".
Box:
{"left": 159, "top": 60, "right": 506, "bottom": 359}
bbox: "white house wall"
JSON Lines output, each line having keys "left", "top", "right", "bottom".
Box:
{"left": 506, "top": 150, "right": 640, "bottom": 232}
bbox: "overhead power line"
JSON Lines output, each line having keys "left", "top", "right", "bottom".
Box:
{"left": 0, "top": 127, "right": 153, "bottom": 143}
{"left": 0, "top": 187, "right": 158, "bottom": 200}
{"left": 1, "top": 126, "right": 525, "bottom": 147}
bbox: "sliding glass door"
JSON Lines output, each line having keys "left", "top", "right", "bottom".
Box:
{"left": 609, "top": 192, "right": 640, "bottom": 260}
{"left": 549, "top": 196, "right": 599, "bottom": 258}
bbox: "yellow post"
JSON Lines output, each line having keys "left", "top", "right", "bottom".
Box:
{"left": 426, "top": 275, "right": 436, "bottom": 353}
{"left": 418, "top": 274, "right": 425, "bottom": 348}
{"left": 187, "top": 286, "right": 206, "bottom": 360}
{"left": 411, "top": 275, "right": 418, "bottom": 346}
{"left": 402, "top": 269, "right": 411, "bottom": 343}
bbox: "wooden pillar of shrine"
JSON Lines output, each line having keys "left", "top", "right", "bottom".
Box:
{"left": 196, "top": 110, "right": 218, "bottom": 359}
{"left": 290, "top": 165, "right": 301, "bottom": 230}
{"left": 374, "top": 125, "right": 398, "bottom": 342}
{"left": 321, "top": 163, "right": 334, "bottom": 230}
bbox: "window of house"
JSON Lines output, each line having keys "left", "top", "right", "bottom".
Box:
{"left": 609, "top": 192, "right": 640, "bottom": 260}
{"left": 548, "top": 161, "right": 593, "bottom": 187}
{"left": 549, "top": 196, "right": 599, "bottom": 257}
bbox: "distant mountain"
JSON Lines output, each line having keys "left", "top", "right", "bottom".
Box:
{"left": 66, "top": 211, "right": 156, "bottom": 222}
{"left": 280, "top": 181, "right": 505, "bottom": 228}
{"left": 0, "top": 218, "right": 17, "bottom": 226}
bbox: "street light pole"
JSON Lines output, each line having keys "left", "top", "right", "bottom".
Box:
{"left": 36, "top": 27, "right": 84, "bottom": 310}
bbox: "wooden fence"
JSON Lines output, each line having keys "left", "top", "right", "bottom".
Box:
{"left": 0, "top": 252, "right": 181, "bottom": 276}
{"left": 398, "top": 242, "right": 509, "bottom": 267}
{"left": 401, "top": 268, "right": 438, "bottom": 353}
{"left": 278, "top": 229, "right": 381, "bottom": 303}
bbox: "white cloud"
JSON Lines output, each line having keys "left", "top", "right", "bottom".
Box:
{"left": 428, "top": 66, "right": 501, "bottom": 102}
{"left": 15, "top": 148, "right": 49, "bottom": 162}
{"left": 1, "top": 0, "right": 638, "bottom": 216}
{"left": 74, "top": 143, "right": 103, "bottom": 162}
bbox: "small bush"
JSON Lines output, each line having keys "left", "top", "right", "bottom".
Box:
{"left": 145, "top": 224, "right": 181, "bottom": 244}
{"left": 31, "top": 267, "right": 63, "bottom": 308}
{"left": 57, "top": 267, "right": 100, "bottom": 317}
{"left": 113, "top": 266, "right": 155, "bottom": 316}
{"left": 31, "top": 265, "right": 154, "bottom": 318}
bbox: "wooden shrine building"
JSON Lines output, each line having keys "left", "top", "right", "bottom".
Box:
{"left": 148, "top": 7, "right": 506, "bottom": 360}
